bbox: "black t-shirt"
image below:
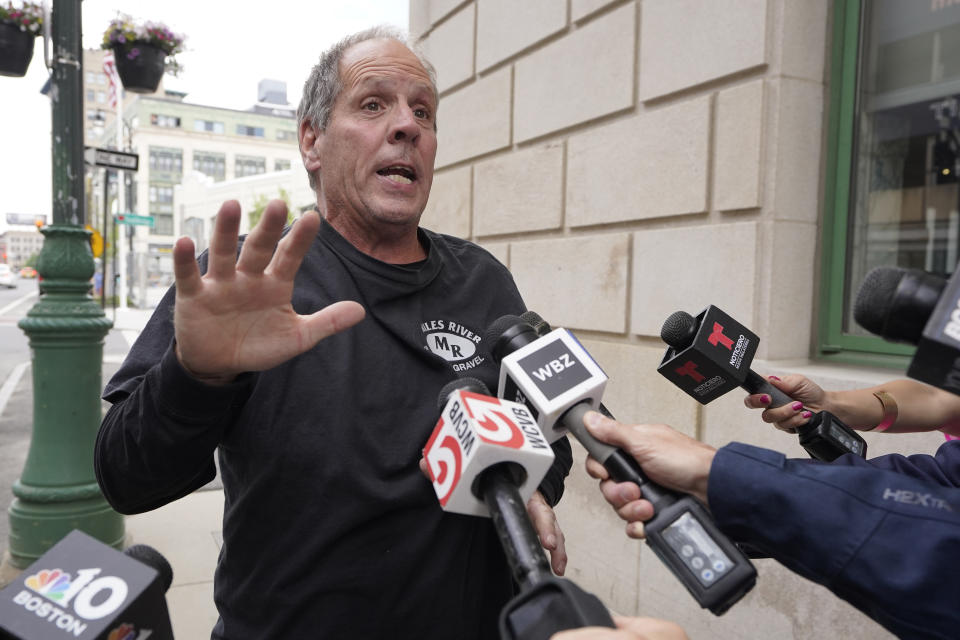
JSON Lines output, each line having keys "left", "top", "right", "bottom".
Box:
{"left": 96, "top": 218, "right": 572, "bottom": 639}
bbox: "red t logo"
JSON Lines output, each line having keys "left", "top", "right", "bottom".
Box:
{"left": 708, "top": 322, "right": 734, "bottom": 350}
{"left": 675, "top": 360, "right": 705, "bottom": 382}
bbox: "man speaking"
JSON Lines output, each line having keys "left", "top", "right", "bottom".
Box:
{"left": 95, "top": 27, "right": 571, "bottom": 639}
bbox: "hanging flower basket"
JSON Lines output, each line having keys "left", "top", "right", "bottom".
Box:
{"left": 112, "top": 42, "right": 166, "bottom": 93}
{"left": 0, "top": 21, "right": 33, "bottom": 77}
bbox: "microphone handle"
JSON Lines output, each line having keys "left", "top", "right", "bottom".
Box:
{"left": 741, "top": 370, "right": 793, "bottom": 407}
{"left": 561, "top": 403, "right": 673, "bottom": 508}
{"left": 478, "top": 464, "right": 554, "bottom": 591}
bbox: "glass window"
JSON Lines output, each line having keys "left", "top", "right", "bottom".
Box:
{"left": 86, "top": 89, "right": 95, "bottom": 102}
{"left": 97, "top": 91, "right": 106, "bottom": 104}
{"left": 236, "top": 124, "right": 265, "bottom": 137}
{"left": 151, "top": 114, "right": 181, "bottom": 128}
{"left": 193, "top": 151, "right": 226, "bottom": 181}
{"left": 274, "top": 159, "right": 291, "bottom": 172}
{"left": 822, "top": 0, "right": 960, "bottom": 361}
{"left": 148, "top": 147, "right": 183, "bottom": 178}
{"left": 276, "top": 129, "right": 297, "bottom": 141}
{"left": 235, "top": 155, "right": 266, "bottom": 177}
{"left": 194, "top": 119, "right": 225, "bottom": 134}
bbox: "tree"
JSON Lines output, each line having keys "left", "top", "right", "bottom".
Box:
{"left": 247, "top": 187, "right": 295, "bottom": 229}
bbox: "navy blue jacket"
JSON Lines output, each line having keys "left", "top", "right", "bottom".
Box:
{"left": 709, "top": 441, "right": 960, "bottom": 639}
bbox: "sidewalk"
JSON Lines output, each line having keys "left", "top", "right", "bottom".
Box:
{"left": 1, "top": 304, "right": 223, "bottom": 638}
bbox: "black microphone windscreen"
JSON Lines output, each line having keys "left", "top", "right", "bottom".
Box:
{"left": 124, "top": 544, "right": 174, "bottom": 593}
{"left": 853, "top": 266, "right": 946, "bottom": 343}
{"left": 661, "top": 311, "right": 697, "bottom": 348}
{"left": 853, "top": 266, "right": 906, "bottom": 336}
{"left": 437, "top": 377, "right": 490, "bottom": 411}
{"left": 520, "top": 310, "right": 551, "bottom": 336}
{"left": 485, "top": 314, "right": 525, "bottom": 347}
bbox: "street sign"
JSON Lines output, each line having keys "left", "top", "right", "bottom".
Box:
{"left": 116, "top": 213, "right": 154, "bottom": 227}
{"left": 85, "top": 147, "right": 139, "bottom": 172}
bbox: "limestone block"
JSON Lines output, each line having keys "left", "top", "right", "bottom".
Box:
{"left": 436, "top": 67, "right": 512, "bottom": 167}
{"left": 640, "top": 0, "right": 767, "bottom": 100}
{"left": 477, "top": 0, "right": 567, "bottom": 72}
{"left": 409, "top": 0, "right": 431, "bottom": 39}
{"left": 778, "top": 0, "right": 829, "bottom": 82}
{"left": 578, "top": 339, "right": 698, "bottom": 434}
{"left": 567, "top": 96, "right": 710, "bottom": 225}
{"left": 511, "top": 233, "right": 629, "bottom": 333}
{"left": 473, "top": 143, "right": 563, "bottom": 236}
{"left": 757, "top": 221, "right": 817, "bottom": 361}
{"left": 421, "top": 166, "right": 471, "bottom": 238}
{"left": 553, "top": 437, "right": 642, "bottom": 616}
{"left": 715, "top": 80, "right": 764, "bottom": 211}
{"left": 428, "top": 0, "right": 468, "bottom": 25}
{"left": 630, "top": 222, "right": 757, "bottom": 337}
{"left": 514, "top": 2, "right": 635, "bottom": 143}
{"left": 421, "top": 4, "right": 475, "bottom": 93}
{"left": 572, "top": 0, "right": 621, "bottom": 23}
{"left": 766, "top": 78, "right": 825, "bottom": 223}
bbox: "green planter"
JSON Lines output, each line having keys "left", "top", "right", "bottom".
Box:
{"left": 113, "top": 41, "right": 165, "bottom": 93}
{"left": 0, "top": 22, "right": 35, "bottom": 77}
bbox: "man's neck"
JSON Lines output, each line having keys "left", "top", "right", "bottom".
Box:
{"left": 320, "top": 207, "right": 427, "bottom": 264}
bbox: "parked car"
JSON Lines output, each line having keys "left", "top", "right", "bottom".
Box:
{"left": 18, "top": 266, "right": 37, "bottom": 278}
{"left": 0, "top": 264, "right": 16, "bottom": 288}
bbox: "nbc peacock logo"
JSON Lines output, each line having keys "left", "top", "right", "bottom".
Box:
{"left": 25, "top": 568, "right": 72, "bottom": 600}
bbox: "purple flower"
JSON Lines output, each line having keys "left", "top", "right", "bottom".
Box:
{"left": 126, "top": 47, "right": 140, "bottom": 60}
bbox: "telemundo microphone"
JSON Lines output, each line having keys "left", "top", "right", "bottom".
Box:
{"left": 423, "top": 378, "right": 615, "bottom": 639}
{"left": 487, "top": 316, "right": 757, "bottom": 616}
{"left": 854, "top": 265, "right": 960, "bottom": 395}
{"left": 0, "top": 529, "right": 173, "bottom": 640}
{"left": 658, "top": 306, "right": 867, "bottom": 462}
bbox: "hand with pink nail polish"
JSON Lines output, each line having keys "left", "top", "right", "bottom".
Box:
{"left": 743, "top": 374, "right": 828, "bottom": 433}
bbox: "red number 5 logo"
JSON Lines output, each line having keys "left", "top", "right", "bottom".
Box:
{"left": 425, "top": 434, "right": 462, "bottom": 505}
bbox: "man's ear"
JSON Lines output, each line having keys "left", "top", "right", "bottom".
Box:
{"left": 299, "top": 119, "right": 322, "bottom": 174}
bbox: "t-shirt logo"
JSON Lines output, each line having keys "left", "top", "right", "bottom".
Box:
{"left": 420, "top": 318, "right": 486, "bottom": 372}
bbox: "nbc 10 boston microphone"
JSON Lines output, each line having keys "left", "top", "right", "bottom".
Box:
{"left": 0, "top": 530, "right": 173, "bottom": 640}
{"left": 854, "top": 265, "right": 960, "bottom": 395}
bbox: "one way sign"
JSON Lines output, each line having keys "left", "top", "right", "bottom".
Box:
{"left": 84, "top": 147, "right": 139, "bottom": 172}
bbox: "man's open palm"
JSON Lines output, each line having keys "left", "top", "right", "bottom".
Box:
{"left": 172, "top": 200, "right": 365, "bottom": 384}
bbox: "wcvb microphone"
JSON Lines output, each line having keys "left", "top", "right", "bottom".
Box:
{"left": 854, "top": 265, "right": 960, "bottom": 395}
{"left": 424, "top": 378, "right": 615, "bottom": 639}
{"left": 486, "top": 316, "right": 757, "bottom": 616}
{"left": 0, "top": 529, "right": 173, "bottom": 640}
{"left": 658, "top": 306, "right": 867, "bottom": 462}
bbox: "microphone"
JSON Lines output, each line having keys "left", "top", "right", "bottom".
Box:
{"left": 424, "top": 378, "right": 615, "bottom": 638}
{"left": 486, "top": 316, "right": 757, "bottom": 616}
{"left": 0, "top": 529, "right": 174, "bottom": 640}
{"left": 658, "top": 306, "right": 867, "bottom": 462}
{"left": 854, "top": 266, "right": 960, "bottom": 395}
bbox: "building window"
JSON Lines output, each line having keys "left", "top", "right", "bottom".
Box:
{"left": 148, "top": 147, "right": 183, "bottom": 178}
{"left": 235, "top": 155, "right": 266, "bottom": 177}
{"left": 194, "top": 119, "right": 224, "bottom": 134}
{"left": 149, "top": 184, "right": 174, "bottom": 205}
{"left": 274, "top": 159, "right": 291, "bottom": 172}
{"left": 276, "top": 129, "right": 297, "bottom": 141}
{"left": 151, "top": 114, "right": 181, "bottom": 128}
{"left": 236, "top": 124, "right": 265, "bottom": 137}
{"left": 86, "top": 89, "right": 95, "bottom": 102}
{"left": 85, "top": 71, "right": 95, "bottom": 85}
{"left": 193, "top": 151, "right": 226, "bottom": 181}
{"left": 822, "top": 0, "right": 960, "bottom": 362}
{"left": 153, "top": 214, "right": 174, "bottom": 236}
{"left": 98, "top": 73, "right": 107, "bottom": 85}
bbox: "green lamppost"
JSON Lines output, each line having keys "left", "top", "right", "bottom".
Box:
{"left": 8, "top": 0, "right": 122, "bottom": 569}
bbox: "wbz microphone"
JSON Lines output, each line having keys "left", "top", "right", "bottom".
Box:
{"left": 0, "top": 529, "right": 173, "bottom": 640}
{"left": 854, "top": 266, "right": 960, "bottom": 395}
{"left": 659, "top": 306, "right": 867, "bottom": 462}
{"left": 424, "top": 378, "right": 616, "bottom": 639}
{"left": 487, "top": 316, "right": 757, "bottom": 616}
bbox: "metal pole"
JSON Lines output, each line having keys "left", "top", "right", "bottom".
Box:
{"left": 102, "top": 168, "right": 108, "bottom": 309}
{"left": 9, "top": 0, "right": 122, "bottom": 570}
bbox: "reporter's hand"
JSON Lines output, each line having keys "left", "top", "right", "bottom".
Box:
{"left": 743, "top": 374, "right": 826, "bottom": 432}
{"left": 550, "top": 615, "right": 688, "bottom": 639}
{"left": 582, "top": 412, "right": 715, "bottom": 539}
{"left": 527, "top": 490, "right": 567, "bottom": 576}
{"left": 172, "top": 200, "right": 365, "bottom": 384}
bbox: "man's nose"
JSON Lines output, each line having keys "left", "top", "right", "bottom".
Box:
{"left": 389, "top": 104, "right": 420, "bottom": 144}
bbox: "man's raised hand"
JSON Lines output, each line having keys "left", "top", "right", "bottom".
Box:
{"left": 172, "top": 199, "right": 365, "bottom": 384}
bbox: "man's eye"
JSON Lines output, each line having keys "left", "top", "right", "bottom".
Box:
{"left": 363, "top": 102, "right": 381, "bottom": 112}
{"left": 414, "top": 108, "right": 430, "bottom": 119}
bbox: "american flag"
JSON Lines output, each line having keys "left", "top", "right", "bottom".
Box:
{"left": 102, "top": 50, "right": 119, "bottom": 109}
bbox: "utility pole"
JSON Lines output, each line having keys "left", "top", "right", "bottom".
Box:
{"left": 8, "top": 0, "right": 123, "bottom": 570}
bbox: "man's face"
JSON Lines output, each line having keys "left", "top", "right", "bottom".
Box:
{"left": 316, "top": 39, "right": 437, "bottom": 230}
